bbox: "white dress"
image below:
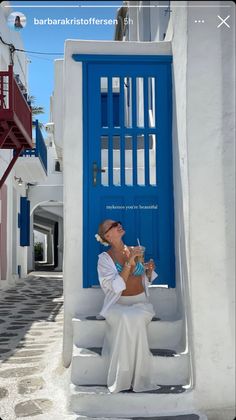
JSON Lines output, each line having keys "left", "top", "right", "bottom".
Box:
{"left": 97, "top": 252, "right": 160, "bottom": 393}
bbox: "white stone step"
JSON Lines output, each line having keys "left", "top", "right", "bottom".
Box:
{"left": 71, "top": 345, "right": 190, "bottom": 387}
{"left": 69, "top": 417, "right": 206, "bottom": 420}
{"left": 72, "top": 317, "right": 184, "bottom": 351}
{"left": 71, "top": 417, "right": 206, "bottom": 420}
{"left": 73, "top": 287, "right": 179, "bottom": 320}
{"left": 69, "top": 383, "right": 207, "bottom": 419}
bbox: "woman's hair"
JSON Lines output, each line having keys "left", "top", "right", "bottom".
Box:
{"left": 98, "top": 220, "right": 109, "bottom": 243}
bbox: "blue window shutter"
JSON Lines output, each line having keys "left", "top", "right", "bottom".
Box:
{"left": 20, "top": 197, "right": 30, "bottom": 246}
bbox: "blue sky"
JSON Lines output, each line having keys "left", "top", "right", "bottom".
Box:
{"left": 5, "top": 1, "right": 122, "bottom": 126}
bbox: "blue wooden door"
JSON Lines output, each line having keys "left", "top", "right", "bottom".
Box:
{"left": 81, "top": 56, "right": 174, "bottom": 287}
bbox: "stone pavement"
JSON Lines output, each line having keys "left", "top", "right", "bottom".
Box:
{"left": 0, "top": 272, "right": 78, "bottom": 420}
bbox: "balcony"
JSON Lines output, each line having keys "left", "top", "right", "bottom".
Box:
{"left": 14, "top": 120, "right": 48, "bottom": 182}
{"left": 0, "top": 65, "right": 33, "bottom": 149}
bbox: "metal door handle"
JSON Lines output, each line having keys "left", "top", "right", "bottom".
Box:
{"left": 92, "top": 162, "right": 106, "bottom": 186}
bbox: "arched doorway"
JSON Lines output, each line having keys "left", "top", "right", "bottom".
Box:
{"left": 28, "top": 201, "right": 63, "bottom": 272}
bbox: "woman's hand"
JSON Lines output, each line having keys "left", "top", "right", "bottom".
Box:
{"left": 144, "top": 259, "right": 155, "bottom": 272}
{"left": 144, "top": 259, "right": 155, "bottom": 280}
{"left": 123, "top": 246, "right": 143, "bottom": 267}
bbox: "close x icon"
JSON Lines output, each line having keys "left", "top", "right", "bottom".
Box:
{"left": 217, "top": 15, "right": 230, "bottom": 28}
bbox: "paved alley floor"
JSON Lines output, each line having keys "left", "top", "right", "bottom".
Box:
{"left": 0, "top": 272, "right": 79, "bottom": 420}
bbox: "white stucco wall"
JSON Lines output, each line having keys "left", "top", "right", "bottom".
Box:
{"left": 35, "top": 142, "right": 63, "bottom": 188}
{"left": 27, "top": 144, "right": 63, "bottom": 213}
{"left": 143, "top": 2, "right": 235, "bottom": 415}
{"left": 0, "top": 168, "right": 29, "bottom": 287}
{"left": 185, "top": 2, "right": 235, "bottom": 415}
{"left": 52, "top": 60, "right": 64, "bottom": 154}
{"left": 127, "top": 0, "right": 170, "bottom": 43}
{"left": 126, "top": 0, "right": 140, "bottom": 41}
{"left": 150, "top": 0, "right": 171, "bottom": 42}
{"left": 167, "top": 3, "right": 191, "bottom": 358}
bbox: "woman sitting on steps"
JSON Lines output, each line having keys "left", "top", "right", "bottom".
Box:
{"left": 96, "top": 219, "right": 160, "bottom": 393}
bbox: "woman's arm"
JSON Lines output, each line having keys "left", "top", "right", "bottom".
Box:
{"left": 119, "top": 247, "right": 142, "bottom": 281}
{"left": 98, "top": 254, "right": 127, "bottom": 293}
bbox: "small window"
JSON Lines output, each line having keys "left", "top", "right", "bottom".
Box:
{"left": 54, "top": 160, "right": 61, "bottom": 172}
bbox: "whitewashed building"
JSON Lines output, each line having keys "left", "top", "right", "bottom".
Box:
{"left": 0, "top": 3, "right": 32, "bottom": 285}
{"left": 51, "top": 1, "right": 235, "bottom": 419}
{"left": 0, "top": 4, "right": 63, "bottom": 286}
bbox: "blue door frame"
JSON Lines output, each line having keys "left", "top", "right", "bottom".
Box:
{"left": 72, "top": 54, "right": 175, "bottom": 288}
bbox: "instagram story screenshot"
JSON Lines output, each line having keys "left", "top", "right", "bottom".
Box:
{"left": 0, "top": 1, "right": 235, "bottom": 420}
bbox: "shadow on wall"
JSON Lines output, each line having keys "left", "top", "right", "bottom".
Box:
{"left": 172, "top": 69, "right": 193, "bottom": 385}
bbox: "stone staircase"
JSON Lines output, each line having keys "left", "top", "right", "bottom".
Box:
{"left": 68, "top": 312, "right": 206, "bottom": 418}
{"left": 71, "top": 316, "right": 189, "bottom": 387}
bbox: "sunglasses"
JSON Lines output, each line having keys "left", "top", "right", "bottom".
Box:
{"left": 104, "top": 221, "right": 122, "bottom": 234}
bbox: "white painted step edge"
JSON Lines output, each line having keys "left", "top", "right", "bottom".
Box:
{"left": 72, "top": 317, "right": 184, "bottom": 350}
{"left": 70, "top": 417, "right": 207, "bottom": 420}
{"left": 71, "top": 346, "right": 190, "bottom": 386}
{"left": 69, "top": 383, "right": 207, "bottom": 418}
